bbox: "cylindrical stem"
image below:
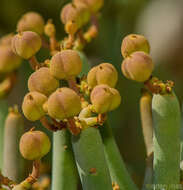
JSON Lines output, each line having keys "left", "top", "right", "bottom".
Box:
{"left": 2, "top": 107, "right": 25, "bottom": 183}
{"left": 100, "top": 122, "right": 138, "bottom": 190}
{"left": 72, "top": 127, "right": 113, "bottom": 190}
{"left": 52, "top": 129, "right": 78, "bottom": 190}
{"left": 153, "top": 92, "right": 181, "bottom": 187}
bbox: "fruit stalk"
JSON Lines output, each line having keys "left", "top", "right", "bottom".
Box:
{"left": 100, "top": 122, "right": 138, "bottom": 190}
{"left": 72, "top": 127, "right": 113, "bottom": 190}
{"left": 2, "top": 107, "right": 25, "bottom": 182}
{"left": 153, "top": 92, "right": 181, "bottom": 187}
{"left": 52, "top": 129, "right": 78, "bottom": 190}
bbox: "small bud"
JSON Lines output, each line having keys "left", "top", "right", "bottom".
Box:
{"left": 121, "top": 51, "right": 154, "bottom": 82}
{"left": 47, "top": 87, "right": 81, "bottom": 120}
{"left": 11, "top": 31, "right": 42, "bottom": 59}
{"left": 28, "top": 67, "right": 59, "bottom": 96}
{"left": 60, "top": 3, "right": 90, "bottom": 34}
{"left": 0, "top": 33, "right": 14, "bottom": 47}
{"left": 17, "top": 12, "right": 45, "bottom": 35}
{"left": 19, "top": 130, "right": 51, "bottom": 160}
{"left": 44, "top": 20, "right": 56, "bottom": 37}
{"left": 22, "top": 91, "right": 47, "bottom": 121}
{"left": 73, "top": 0, "right": 104, "bottom": 13}
{"left": 50, "top": 50, "right": 82, "bottom": 79}
{"left": 0, "top": 46, "right": 21, "bottom": 73}
{"left": 90, "top": 84, "right": 121, "bottom": 113}
{"left": 121, "top": 34, "right": 150, "bottom": 58}
{"left": 87, "top": 63, "right": 118, "bottom": 88}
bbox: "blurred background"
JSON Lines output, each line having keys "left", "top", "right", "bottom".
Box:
{"left": 1, "top": 0, "right": 183, "bottom": 187}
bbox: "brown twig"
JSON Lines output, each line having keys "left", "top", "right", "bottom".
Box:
{"left": 0, "top": 171, "right": 16, "bottom": 188}
{"left": 67, "top": 118, "right": 81, "bottom": 136}
{"left": 40, "top": 117, "right": 59, "bottom": 132}
{"left": 29, "top": 56, "right": 40, "bottom": 71}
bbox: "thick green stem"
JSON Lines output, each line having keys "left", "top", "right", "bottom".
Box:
{"left": 0, "top": 100, "right": 8, "bottom": 169}
{"left": 140, "top": 91, "right": 153, "bottom": 190}
{"left": 72, "top": 127, "right": 113, "bottom": 190}
{"left": 52, "top": 129, "right": 78, "bottom": 190}
{"left": 2, "top": 108, "right": 25, "bottom": 183}
{"left": 100, "top": 122, "right": 138, "bottom": 190}
{"left": 153, "top": 92, "right": 181, "bottom": 189}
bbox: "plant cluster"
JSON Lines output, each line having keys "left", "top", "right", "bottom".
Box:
{"left": 0, "top": 0, "right": 182, "bottom": 190}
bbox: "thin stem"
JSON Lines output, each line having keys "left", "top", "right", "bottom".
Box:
{"left": 67, "top": 118, "right": 80, "bottom": 136}
{"left": 40, "top": 116, "right": 60, "bottom": 132}
{"left": 29, "top": 56, "right": 40, "bottom": 71}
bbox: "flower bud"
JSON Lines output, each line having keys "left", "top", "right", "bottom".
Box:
{"left": 60, "top": 3, "right": 90, "bottom": 34}
{"left": 28, "top": 67, "right": 59, "bottom": 96}
{"left": 47, "top": 87, "right": 81, "bottom": 120}
{"left": 0, "top": 46, "right": 21, "bottom": 73}
{"left": 19, "top": 130, "right": 51, "bottom": 160}
{"left": 17, "top": 12, "right": 45, "bottom": 35}
{"left": 74, "top": 0, "right": 104, "bottom": 13}
{"left": 121, "top": 51, "right": 154, "bottom": 82}
{"left": 44, "top": 21, "right": 55, "bottom": 37}
{"left": 50, "top": 50, "right": 82, "bottom": 79}
{"left": 22, "top": 91, "right": 47, "bottom": 121}
{"left": 90, "top": 84, "right": 121, "bottom": 113}
{"left": 87, "top": 63, "right": 118, "bottom": 88}
{"left": 121, "top": 34, "right": 150, "bottom": 58}
{"left": 11, "top": 31, "right": 42, "bottom": 59}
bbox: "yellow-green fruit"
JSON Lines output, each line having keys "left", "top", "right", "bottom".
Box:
{"left": 19, "top": 130, "right": 51, "bottom": 160}
{"left": 121, "top": 34, "right": 150, "bottom": 58}
{"left": 60, "top": 3, "right": 90, "bottom": 34}
{"left": 22, "top": 91, "right": 47, "bottom": 121}
{"left": 28, "top": 67, "right": 59, "bottom": 96}
{"left": 90, "top": 84, "right": 121, "bottom": 113}
{"left": 121, "top": 51, "right": 154, "bottom": 82}
{"left": 17, "top": 12, "right": 45, "bottom": 35}
{"left": 73, "top": 0, "right": 104, "bottom": 13}
{"left": 47, "top": 87, "right": 81, "bottom": 120}
{"left": 0, "top": 33, "right": 14, "bottom": 47}
{"left": 50, "top": 50, "right": 82, "bottom": 79}
{"left": 11, "top": 31, "right": 42, "bottom": 59}
{"left": 0, "top": 46, "right": 21, "bottom": 73}
{"left": 87, "top": 63, "right": 118, "bottom": 88}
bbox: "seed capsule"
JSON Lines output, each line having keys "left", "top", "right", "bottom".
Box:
{"left": 47, "top": 87, "right": 81, "bottom": 120}
{"left": 22, "top": 91, "right": 47, "bottom": 121}
{"left": 28, "top": 67, "right": 59, "bottom": 96}
{"left": 19, "top": 130, "right": 51, "bottom": 160}
{"left": 50, "top": 50, "right": 82, "bottom": 79}
{"left": 17, "top": 12, "right": 45, "bottom": 35}
{"left": 87, "top": 63, "right": 118, "bottom": 88}
{"left": 11, "top": 31, "right": 42, "bottom": 59}
{"left": 60, "top": 3, "right": 90, "bottom": 34}
{"left": 121, "top": 51, "right": 154, "bottom": 82}
{"left": 73, "top": 0, "right": 104, "bottom": 13}
{"left": 121, "top": 34, "right": 150, "bottom": 58}
{"left": 90, "top": 84, "right": 121, "bottom": 113}
{"left": 0, "top": 46, "right": 21, "bottom": 74}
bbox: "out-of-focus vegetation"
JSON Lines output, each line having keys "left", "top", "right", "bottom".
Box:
{"left": 1, "top": 0, "right": 183, "bottom": 187}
